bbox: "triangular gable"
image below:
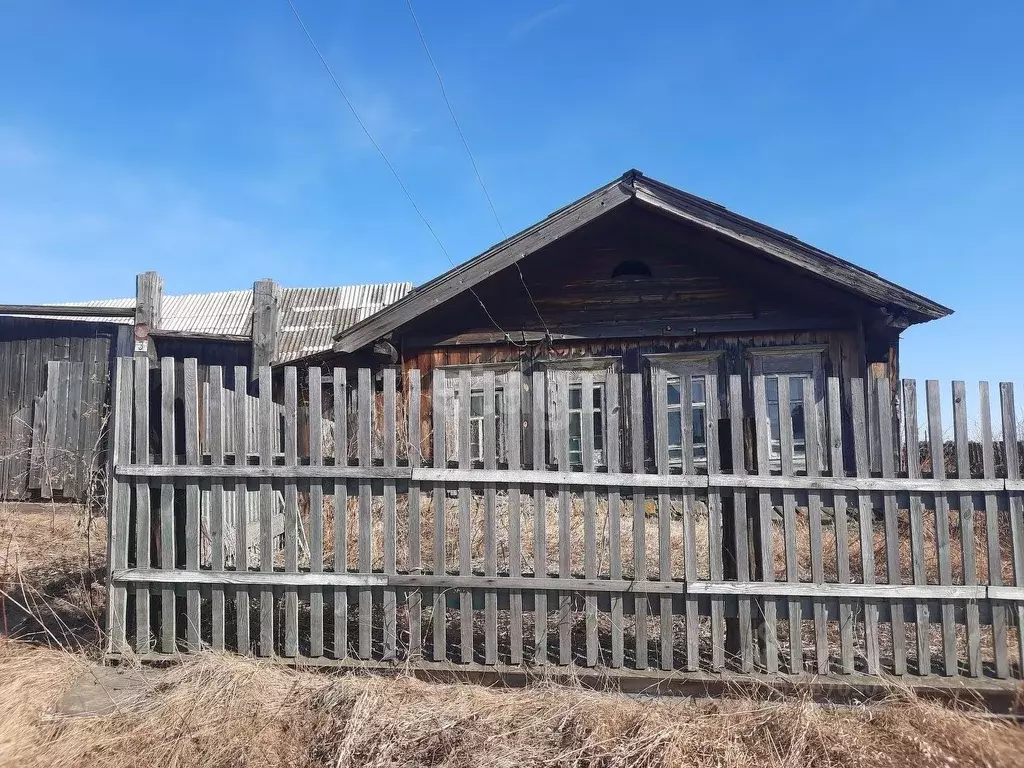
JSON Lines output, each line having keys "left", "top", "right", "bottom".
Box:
{"left": 334, "top": 170, "right": 951, "bottom": 354}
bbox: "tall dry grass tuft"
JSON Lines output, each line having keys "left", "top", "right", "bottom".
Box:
{"left": 0, "top": 642, "right": 1022, "bottom": 768}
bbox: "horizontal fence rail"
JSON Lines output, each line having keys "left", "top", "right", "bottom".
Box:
{"left": 106, "top": 359, "right": 1024, "bottom": 683}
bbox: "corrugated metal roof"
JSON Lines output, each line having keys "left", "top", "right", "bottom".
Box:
{"left": 40, "top": 282, "right": 412, "bottom": 364}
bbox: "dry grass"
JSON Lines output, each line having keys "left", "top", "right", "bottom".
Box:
{"left": 2, "top": 642, "right": 1024, "bottom": 768}
{"left": 1, "top": 502, "right": 1023, "bottom": 767}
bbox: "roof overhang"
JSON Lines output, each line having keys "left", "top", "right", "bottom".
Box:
{"left": 333, "top": 170, "right": 952, "bottom": 355}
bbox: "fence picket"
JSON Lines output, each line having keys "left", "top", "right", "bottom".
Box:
{"left": 926, "top": 380, "right": 957, "bottom": 675}
{"left": 706, "top": 374, "right": 725, "bottom": 671}
{"left": 803, "top": 380, "right": 828, "bottom": 673}
{"left": 629, "top": 372, "right": 648, "bottom": 670}
{"left": 727, "top": 375, "right": 753, "bottom": 673}
{"left": 678, "top": 373, "right": 698, "bottom": 671}
{"left": 998, "top": 382, "right": 1024, "bottom": 675}
{"left": 532, "top": 370, "right": 548, "bottom": 664}
{"left": 652, "top": 368, "right": 675, "bottom": 671}
{"left": 333, "top": 368, "right": 349, "bottom": 660}
{"left": 580, "top": 370, "right": 599, "bottom": 667}
{"left": 952, "top": 381, "right": 981, "bottom": 676}
{"left": 553, "top": 369, "right": 572, "bottom": 665}
{"left": 208, "top": 366, "right": 226, "bottom": 652}
{"left": 308, "top": 367, "right": 325, "bottom": 658}
{"left": 877, "top": 378, "right": 908, "bottom": 675}
{"left": 182, "top": 358, "right": 201, "bottom": 652}
{"left": 258, "top": 365, "right": 276, "bottom": 657}
{"left": 752, "top": 375, "right": 779, "bottom": 673}
{"left": 431, "top": 369, "right": 447, "bottom": 662}
{"left": 357, "top": 368, "right": 373, "bottom": 660}
{"left": 506, "top": 371, "right": 524, "bottom": 665}
{"left": 106, "top": 358, "right": 132, "bottom": 653}
{"left": 233, "top": 365, "right": 250, "bottom": 654}
{"left": 605, "top": 371, "right": 624, "bottom": 668}
{"left": 453, "top": 369, "right": 473, "bottom": 662}
{"left": 902, "top": 379, "right": 930, "bottom": 674}
{"left": 283, "top": 367, "right": 299, "bottom": 658}
{"left": 482, "top": 370, "right": 499, "bottom": 665}
{"left": 133, "top": 358, "right": 151, "bottom": 653}
{"left": 159, "top": 357, "right": 176, "bottom": 653}
{"left": 382, "top": 367, "right": 398, "bottom": 660}
{"left": 979, "top": 382, "right": 1008, "bottom": 678}
{"left": 777, "top": 375, "right": 802, "bottom": 674}
{"left": 827, "top": 377, "right": 856, "bottom": 674}
{"left": 407, "top": 370, "right": 422, "bottom": 659}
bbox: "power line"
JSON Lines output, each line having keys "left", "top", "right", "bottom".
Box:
{"left": 284, "top": 0, "right": 524, "bottom": 347}
{"left": 403, "top": 0, "right": 551, "bottom": 338}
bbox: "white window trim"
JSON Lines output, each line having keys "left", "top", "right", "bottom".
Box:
{"left": 747, "top": 345, "right": 827, "bottom": 471}
{"left": 539, "top": 357, "right": 619, "bottom": 468}
{"left": 645, "top": 351, "right": 724, "bottom": 470}
{"left": 440, "top": 363, "right": 518, "bottom": 463}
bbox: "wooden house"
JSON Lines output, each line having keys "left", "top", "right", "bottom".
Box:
{"left": 291, "top": 169, "right": 951, "bottom": 471}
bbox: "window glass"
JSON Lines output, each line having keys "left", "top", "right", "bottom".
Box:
{"left": 666, "top": 373, "right": 709, "bottom": 467}
{"left": 566, "top": 381, "right": 606, "bottom": 466}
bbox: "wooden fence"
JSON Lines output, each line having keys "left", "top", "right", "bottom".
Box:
{"left": 106, "top": 358, "right": 1024, "bottom": 682}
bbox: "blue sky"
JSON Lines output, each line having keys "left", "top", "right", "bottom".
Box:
{"left": 1, "top": 1, "right": 1022, "bottom": 387}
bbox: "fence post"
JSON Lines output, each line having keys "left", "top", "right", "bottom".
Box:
{"left": 134, "top": 271, "right": 163, "bottom": 362}
{"left": 251, "top": 278, "right": 280, "bottom": 379}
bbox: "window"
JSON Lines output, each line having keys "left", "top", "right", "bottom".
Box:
{"left": 469, "top": 387, "right": 504, "bottom": 462}
{"left": 568, "top": 380, "right": 606, "bottom": 466}
{"left": 611, "top": 260, "right": 652, "bottom": 279}
{"left": 543, "top": 358, "right": 618, "bottom": 469}
{"left": 747, "top": 346, "right": 826, "bottom": 470}
{"left": 647, "top": 352, "right": 723, "bottom": 470}
{"left": 442, "top": 366, "right": 515, "bottom": 464}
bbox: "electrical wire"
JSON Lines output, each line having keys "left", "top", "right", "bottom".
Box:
{"left": 403, "top": 0, "right": 551, "bottom": 338}
{"left": 284, "top": 0, "right": 524, "bottom": 347}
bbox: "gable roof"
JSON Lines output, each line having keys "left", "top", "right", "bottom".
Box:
{"left": 333, "top": 170, "right": 951, "bottom": 354}
{"left": 40, "top": 282, "right": 412, "bottom": 364}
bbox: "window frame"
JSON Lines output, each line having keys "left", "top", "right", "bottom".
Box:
{"left": 645, "top": 351, "right": 724, "bottom": 471}
{"left": 539, "top": 356, "right": 619, "bottom": 469}
{"left": 438, "top": 362, "right": 518, "bottom": 464}
{"left": 746, "top": 345, "right": 827, "bottom": 471}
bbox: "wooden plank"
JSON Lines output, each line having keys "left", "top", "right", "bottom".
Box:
{"left": 706, "top": 374, "right": 725, "bottom": 671}
{"left": 53, "top": 359, "right": 71, "bottom": 493}
{"left": 979, "top": 383, "right": 1008, "bottom": 678}
{"left": 531, "top": 370, "right": 548, "bottom": 664}
{"left": 998, "top": 382, "right": 1024, "bottom": 675}
{"left": 283, "top": 367, "right": 300, "bottom": 657}
{"left": 407, "top": 370, "right": 422, "bottom": 659}
{"left": 605, "top": 372, "right": 624, "bottom": 668}
{"left": 680, "top": 373, "right": 700, "bottom": 670}
{"left": 629, "top": 372, "right": 648, "bottom": 670}
{"left": 827, "top": 378, "right": 856, "bottom": 674}
{"left": 505, "top": 371, "right": 524, "bottom": 665}
{"left": 652, "top": 368, "right": 676, "bottom": 671}
{"left": 687, "top": 581, "right": 987, "bottom": 600}
{"left": 28, "top": 395, "right": 45, "bottom": 492}
{"left": 482, "top": 370, "right": 499, "bottom": 665}
{"left": 728, "top": 375, "right": 753, "bottom": 673}
{"left": 208, "top": 366, "right": 226, "bottom": 652}
{"left": 116, "top": 569, "right": 386, "bottom": 588}
{"left": 258, "top": 365, "right": 275, "bottom": 657}
{"left": 233, "top": 365, "right": 250, "bottom": 655}
{"left": 580, "top": 370, "right": 599, "bottom": 667}
{"left": 105, "top": 358, "right": 133, "bottom": 653}
{"left": 132, "top": 359, "right": 151, "bottom": 653}
{"left": 804, "top": 380, "right": 828, "bottom": 674}
{"left": 41, "top": 361, "right": 59, "bottom": 498}
{"left": 64, "top": 360, "right": 85, "bottom": 498}
{"left": 553, "top": 369, "right": 572, "bottom": 665}
{"left": 952, "top": 381, "right": 981, "bottom": 677}
{"left": 382, "top": 367, "right": 398, "bottom": 659}
{"left": 308, "top": 367, "right": 325, "bottom": 657}
{"left": 357, "top": 368, "right": 373, "bottom": 660}
{"left": 431, "top": 369, "right": 447, "bottom": 662}
{"left": 777, "top": 375, "right": 802, "bottom": 673}
{"left": 926, "top": 380, "right": 957, "bottom": 676}
{"left": 457, "top": 368, "right": 473, "bottom": 663}
{"left": 333, "top": 368, "right": 349, "bottom": 660}
{"left": 902, "top": 379, "right": 930, "bottom": 674}
{"left": 878, "top": 378, "right": 907, "bottom": 675}
{"left": 159, "top": 357, "right": 176, "bottom": 653}
{"left": 182, "top": 359, "right": 201, "bottom": 652}
{"left": 752, "top": 375, "right": 779, "bottom": 673}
